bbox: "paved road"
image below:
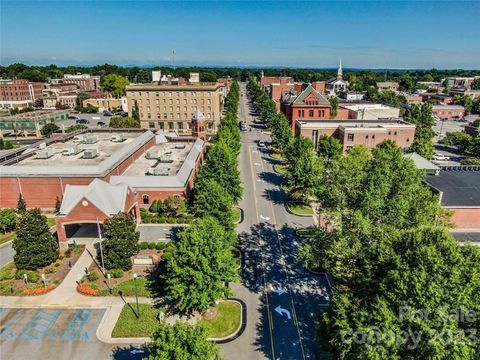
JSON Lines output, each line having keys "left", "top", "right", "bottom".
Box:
{"left": 0, "top": 242, "right": 14, "bottom": 268}
{"left": 219, "top": 83, "right": 331, "bottom": 359}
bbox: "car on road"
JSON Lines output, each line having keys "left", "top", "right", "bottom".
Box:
{"left": 258, "top": 140, "right": 266, "bottom": 148}
{"left": 433, "top": 153, "right": 450, "bottom": 161}
{"left": 76, "top": 119, "right": 90, "bottom": 124}
{"left": 68, "top": 115, "right": 80, "bottom": 120}
{"left": 103, "top": 111, "right": 113, "bottom": 116}
{"left": 97, "top": 121, "right": 106, "bottom": 127}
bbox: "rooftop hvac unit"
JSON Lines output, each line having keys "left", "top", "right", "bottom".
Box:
{"left": 159, "top": 153, "right": 173, "bottom": 163}
{"left": 111, "top": 134, "right": 126, "bottom": 143}
{"left": 146, "top": 150, "right": 161, "bottom": 159}
{"left": 73, "top": 135, "right": 85, "bottom": 143}
{"left": 36, "top": 149, "right": 55, "bottom": 159}
{"left": 147, "top": 167, "right": 170, "bottom": 176}
{"left": 62, "top": 145, "right": 81, "bottom": 156}
{"left": 84, "top": 135, "right": 98, "bottom": 144}
{"left": 174, "top": 144, "right": 186, "bottom": 149}
{"left": 83, "top": 149, "right": 98, "bottom": 159}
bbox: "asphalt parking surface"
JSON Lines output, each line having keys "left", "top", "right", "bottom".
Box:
{"left": 0, "top": 308, "right": 112, "bottom": 360}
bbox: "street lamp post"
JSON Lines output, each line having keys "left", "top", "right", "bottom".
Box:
{"left": 133, "top": 273, "right": 140, "bottom": 319}
{"left": 41, "top": 273, "right": 46, "bottom": 288}
{"left": 107, "top": 273, "right": 112, "bottom": 293}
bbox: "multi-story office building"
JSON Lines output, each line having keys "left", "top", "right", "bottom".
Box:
{"left": 126, "top": 73, "right": 226, "bottom": 132}
{"left": 0, "top": 79, "right": 44, "bottom": 109}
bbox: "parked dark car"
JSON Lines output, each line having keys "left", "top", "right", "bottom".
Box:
{"left": 117, "top": 111, "right": 128, "bottom": 117}
{"left": 97, "top": 121, "right": 106, "bottom": 127}
{"left": 103, "top": 111, "right": 113, "bottom": 116}
{"left": 68, "top": 115, "right": 80, "bottom": 120}
{"left": 76, "top": 119, "right": 90, "bottom": 124}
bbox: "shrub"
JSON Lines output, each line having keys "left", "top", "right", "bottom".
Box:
{"left": 54, "top": 263, "right": 60, "bottom": 267}
{"left": 87, "top": 272, "right": 99, "bottom": 282}
{"left": 65, "top": 249, "right": 72, "bottom": 258}
{"left": 77, "top": 284, "right": 98, "bottom": 296}
{"left": 139, "top": 242, "right": 149, "bottom": 250}
{"left": 155, "top": 242, "right": 167, "bottom": 251}
{"left": 23, "top": 284, "right": 55, "bottom": 296}
{"left": 45, "top": 267, "right": 55, "bottom": 274}
{"left": 109, "top": 268, "right": 124, "bottom": 279}
{"left": 148, "top": 242, "right": 156, "bottom": 249}
{"left": 167, "top": 217, "right": 177, "bottom": 224}
{"left": 159, "top": 217, "right": 166, "bottom": 223}
{"left": 15, "top": 269, "right": 39, "bottom": 283}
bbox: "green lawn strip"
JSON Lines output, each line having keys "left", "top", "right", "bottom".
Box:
{"left": 112, "top": 303, "right": 163, "bottom": 338}
{"left": 0, "top": 232, "right": 15, "bottom": 245}
{"left": 271, "top": 152, "right": 284, "bottom": 160}
{"left": 0, "top": 263, "right": 16, "bottom": 281}
{"left": 92, "top": 277, "right": 151, "bottom": 297}
{"left": 0, "top": 263, "right": 21, "bottom": 295}
{"left": 274, "top": 164, "right": 287, "bottom": 175}
{"left": 200, "top": 302, "right": 241, "bottom": 338}
{"left": 232, "top": 207, "right": 242, "bottom": 223}
{"left": 287, "top": 202, "right": 314, "bottom": 216}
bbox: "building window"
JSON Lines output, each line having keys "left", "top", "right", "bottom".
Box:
{"left": 178, "top": 122, "right": 183, "bottom": 129}
{"left": 394, "top": 131, "right": 397, "bottom": 135}
{"left": 148, "top": 122, "right": 155, "bottom": 128}
{"left": 168, "top": 122, "right": 174, "bottom": 130}
{"left": 366, "top": 135, "right": 369, "bottom": 139}
{"left": 406, "top": 138, "right": 410, "bottom": 142}
{"left": 158, "top": 122, "right": 164, "bottom": 129}
{"left": 372, "top": 135, "right": 375, "bottom": 139}
{"left": 309, "top": 110, "right": 314, "bottom": 117}
{"left": 142, "top": 195, "right": 149, "bottom": 205}
{"left": 347, "top": 134, "right": 354, "bottom": 141}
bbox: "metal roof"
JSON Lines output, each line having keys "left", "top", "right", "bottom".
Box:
{"left": 426, "top": 170, "right": 480, "bottom": 207}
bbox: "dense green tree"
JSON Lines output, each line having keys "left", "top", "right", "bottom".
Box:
{"left": 193, "top": 180, "right": 234, "bottom": 231}
{"left": 40, "top": 123, "right": 60, "bottom": 137}
{"left": 329, "top": 96, "right": 339, "bottom": 118}
{"left": 146, "top": 321, "right": 221, "bottom": 360}
{"left": 13, "top": 209, "right": 58, "bottom": 270}
{"left": 100, "top": 74, "right": 129, "bottom": 97}
{"left": 132, "top": 100, "right": 140, "bottom": 122}
{"left": 453, "top": 94, "right": 474, "bottom": 115}
{"left": 442, "top": 131, "right": 473, "bottom": 152}
{"left": 199, "top": 71, "right": 218, "bottom": 83}
{"left": 109, "top": 116, "right": 140, "bottom": 128}
{"left": 195, "top": 141, "right": 242, "bottom": 204}
{"left": 404, "top": 103, "right": 436, "bottom": 159}
{"left": 0, "top": 208, "right": 17, "bottom": 233}
{"left": 102, "top": 212, "right": 139, "bottom": 270}
{"left": 317, "top": 135, "right": 343, "bottom": 159}
{"left": 472, "top": 78, "right": 480, "bottom": 90}
{"left": 164, "top": 217, "right": 237, "bottom": 313}
{"left": 286, "top": 138, "right": 324, "bottom": 203}
{"left": 399, "top": 73, "right": 416, "bottom": 92}
{"left": 270, "top": 113, "right": 293, "bottom": 153}
{"left": 17, "top": 194, "right": 26, "bottom": 213}
{"left": 66, "top": 124, "right": 88, "bottom": 132}
{"left": 75, "top": 93, "right": 90, "bottom": 112}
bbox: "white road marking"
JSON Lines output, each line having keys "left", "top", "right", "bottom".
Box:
{"left": 274, "top": 305, "right": 291, "bottom": 320}
{"left": 260, "top": 215, "right": 271, "bottom": 221}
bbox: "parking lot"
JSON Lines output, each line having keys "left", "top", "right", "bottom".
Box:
{"left": 0, "top": 308, "right": 111, "bottom": 360}
{"left": 56, "top": 113, "right": 112, "bottom": 130}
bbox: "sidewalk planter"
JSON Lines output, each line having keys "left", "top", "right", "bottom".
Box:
{"left": 23, "top": 284, "right": 56, "bottom": 296}
{"left": 286, "top": 202, "right": 315, "bottom": 217}
{"left": 77, "top": 283, "right": 98, "bottom": 296}
{"left": 207, "top": 298, "right": 246, "bottom": 344}
{"left": 233, "top": 207, "right": 243, "bottom": 224}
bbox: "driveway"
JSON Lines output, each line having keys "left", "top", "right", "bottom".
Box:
{"left": 136, "top": 224, "right": 186, "bottom": 242}
{"left": 0, "top": 242, "right": 14, "bottom": 268}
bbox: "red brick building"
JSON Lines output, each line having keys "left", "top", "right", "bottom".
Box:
{"left": 432, "top": 104, "right": 465, "bottom": 120}
{"left": 0, "top": 79, "right": 44, "bottom": 109}
{"left": 281, "top": 84, "right": 331, "bottom": 131}
{"left": 259, "top": 76, "right": 296, "bottom": 112}
{"left": 295, "top": 119, "right": 416, "bottom": 151}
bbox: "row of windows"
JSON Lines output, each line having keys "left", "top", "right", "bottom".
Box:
{"left": 346, "top": 133, "right": 409, "bottom": 142}
{"left": 144, "top": 112, "right": 213, "bottom": 120}
{"left": 138, "top": 98, "right": 212, "bottom": 105}
{"left": 131, "top": 91, "right": 213, "bottom": 97}
{"left": 141, "top": 106, "right": 212, "bottom": 112}
{"left": 298, "top": 109, "right": 326, "bottom": 118}
{"left": 146, "top": 121, "right": 214, "bottom": 130}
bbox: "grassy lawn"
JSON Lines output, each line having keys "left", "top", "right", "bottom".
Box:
{"left": 287, "top": 202, "right": 314, "bottom": 216}
{"left": 112, "top": 303, "right": 163, "bottom": 338}
{"left": 0, "top": 232, "right": 15, "bottom": 245}
{"left": 94, "top": 277, "right": 151, "bottom": 297}
{"left": 47, "top": 218, "right": 56, "bottom": 227}
{"left": 271, "top": 152, "right": 284, "bottom": 160}
{"left": 200, "top": 302, "right": 241, "bottom": 338}
{"left": 232, "top": 207, "right": 242, "bottom": 223}
{"left": 274, "top": 164, "right": 287, "bottom": 175}
{"left": 112, "top": 301, "right": 241, "bottom": 339}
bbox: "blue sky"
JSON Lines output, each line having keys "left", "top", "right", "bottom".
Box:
{"left": 1, "top": 1, "right": 479, "bottom": 69}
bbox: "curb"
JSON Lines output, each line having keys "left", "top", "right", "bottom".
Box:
{"left": 234, "top": 207, "right": 244, "bottom": 224}
{"left": 285, "top": 202, "right": 314, "bottom": 217}
{"left": 208, "top": 298, "right": 247, "bottom": 344}
{"left": 96, "top": 305, "right": 150, "bottom": 344}
{"left": 0, "top": 240, "right": 13, "bottom": 248}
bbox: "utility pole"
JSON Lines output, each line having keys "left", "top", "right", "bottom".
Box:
{"left": 172, "top": 50, "right": 176, "bottom": 72}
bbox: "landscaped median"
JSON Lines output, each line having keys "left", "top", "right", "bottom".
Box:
{"left": 111, "top": 300, "right": 242, "bottom": 341}
{"left": 286, "top": 201, "right": 315, "bottom": 216}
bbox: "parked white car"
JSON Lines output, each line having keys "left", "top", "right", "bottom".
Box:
{"left": 433, "top": 153, "right": 450, "bottom": 161}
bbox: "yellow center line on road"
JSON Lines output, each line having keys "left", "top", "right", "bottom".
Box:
{"left": 247, "top": 140, "right": 276, "bottom": 359}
